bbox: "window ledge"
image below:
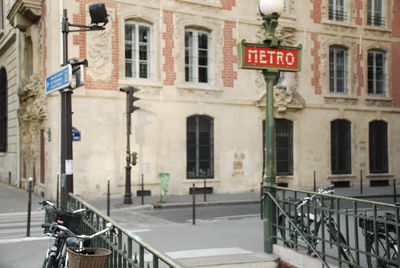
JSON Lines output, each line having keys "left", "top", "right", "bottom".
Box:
{"left": 0, "top": 152, "right": 5, "bottom": 157}
{"left": 176, "top": 0, "right": 222, "bottom": 8}
{"left": 177, "top": 83, "right": 222, "bottom": 92}
{"left": 324, "top": 94, "right": 358, "bottom": 100}
{"left": 322, "top": 19, "right": 357, "bottom": 29}
{"left": 119, "top": 79, "right": 163, "bottom": 88}
{"left": 328, "top": 174, "right": 357, "bottom": 180}
{"left": 366, "top": 174, "right": 393, "bottom": 179}
{"left": 365, "top": 95, "right": 391, "bottom": 101}
{"left": 364, "top": 25, "right": 391, "bottom": 33}
{"left": 183, "top": 179, "right": 220, "bottom": 183}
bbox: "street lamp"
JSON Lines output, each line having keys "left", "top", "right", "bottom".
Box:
{"left": 258, "top": 0, "right": 284, "bottom": 254}
{"left": 59, "top": 3, "right": 108, "bottom": 210}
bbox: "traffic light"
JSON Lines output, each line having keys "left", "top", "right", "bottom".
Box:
{"left": 120, "top": 86, "right": 140, "bottom": 114}
{"left": 131, "top": 152, "right": 138, "bottom": 166}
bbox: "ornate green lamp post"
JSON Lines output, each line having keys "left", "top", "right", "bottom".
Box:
{"left": 238, "top": 0, "right": 302, "bottom": 253}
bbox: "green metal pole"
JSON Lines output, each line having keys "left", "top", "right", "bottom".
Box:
{"left": 263, "top": 70, "right": 279, "bottom": 253}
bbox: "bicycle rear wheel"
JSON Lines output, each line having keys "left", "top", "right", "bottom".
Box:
{"left": 278, "top": 214, "right": 297, "bottom": 248}
{"left": 366, "top": 233, "right": 398, "bottom": 268}
{"left": 328, "top": 224, "right": 355, "bottom": 268}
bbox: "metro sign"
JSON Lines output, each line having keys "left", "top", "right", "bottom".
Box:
{"left": 238, "top": 41, "right": 302, "bottom": 72}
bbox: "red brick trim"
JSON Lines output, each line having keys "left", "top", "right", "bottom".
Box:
{"left": 392, "top": 43, "right": 400, "bottom": 107}
{"left": 222, "top": 21, "right": 237, "bottom": 88}
{"left": 310, "top": 0, "right": 322, "bottom": 24}
{"left": 72, "top": 0, "right": 119, "bottom": 90}
{"left": 311, "top": 33, "right": 322, "bottom": 95}
{"left": 392, "top": 0, "right": 400, "bottom": 38}
{"left": 356, "top": 44, "right": 364, "bottom": 96}
{"left": 221, "top": 0, "right": 236, "bottom": 10}
{"left": 163, "top": 11, "right": 176, "bottom": 86}
{"left": 354, "top": 0, "right": 363, "bottom": 26}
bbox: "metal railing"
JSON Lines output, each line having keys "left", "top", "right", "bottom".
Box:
{"left": 270, "top": 186, "right": 400, "bottom": 268}
{"left": 68, "top": 193, "right": 186, "bottom": 268}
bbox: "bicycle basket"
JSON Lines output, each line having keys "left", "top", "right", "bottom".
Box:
{"left": 44, "top": 207, "right": 82, "bottom": 233}
{"left": 67, "top": 247, "right": 111, "bottom": 268}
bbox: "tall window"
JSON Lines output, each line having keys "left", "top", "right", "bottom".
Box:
{"left": 329, "top": 46, "right": 347, "bottom": 93}
{"left": 263, "top": 119, "right": 294, "bottom": 176}
{"left": 0, "top": 67, "right": 7, "bottom": 152}
{"left": 367, "top": 0, "right": 385, "bottom": 26}
{"left": 125, "top": 21, "right": 152, "bottom": 79}
{"left": 369, "top": 120, "right": 388, "bottom": 174}
{"left": 368, "top": 50, "right": 386, "bottom": 96}
{"left": 331, "top": 120, "right": 351, "bottom": 174}
{"left": 187, "top": 115, "right": 214, "bottom": 179}
{"left": 185, "top": 29, "right": 210, "bottom": 84}
{"left": 329, "top": 0, "right": 347, "bottom": 21}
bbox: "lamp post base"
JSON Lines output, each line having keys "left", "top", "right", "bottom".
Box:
{"left": 123, "top": 194, "right": 132, "bottom": 204}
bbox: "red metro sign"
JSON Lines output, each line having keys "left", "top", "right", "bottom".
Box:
{"left": 238, "top": 41, "right": 302, "bottom": 72}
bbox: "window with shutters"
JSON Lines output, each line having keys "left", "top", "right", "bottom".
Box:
{"left": 329, "top": 0, "right": 347, "bottom": 22}
{"left": 368, "top": 49, "right": 386, "bottom": 96}
{"left": 329, "top": 46, "right": 348, "bottom": 94}
{"left": 0, "top": 67, "right": 7, "bottom": 152}
{"left": 331, "top": 119, "right": 351, "bottom": 174}
{"left": 185, "top": 29, "right": 211, "bottom": 84}
{"left": 369, "top": 120, "right": 388, "bottom": 174}
{"left": 367, "top": 0, "right": 385, "bottom": 27}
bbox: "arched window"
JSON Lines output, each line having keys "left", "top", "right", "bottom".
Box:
{"left": 187, "top": 115, "right": 214, "bottom": 179}
{"left": 185, "top": 28, "right": 211, "bottom": 84}
{"left": 125, "top": 20, "right": 152, "bottom": 79}
{"left": 0, "top": 67, "right": 7, "bottom": 152}
{"left": 329, "top": 46, "right": 348, "bottom": 93}
{"left": 369, "top": 120, "right": 388, "bottom": 174}
{"left": 368, "top": 49, "right": 386, "bottom": 96}
{"left": 331, "top": 119, "right": 351, "bottom": 174}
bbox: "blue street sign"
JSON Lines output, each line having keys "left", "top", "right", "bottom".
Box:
{"left": 72, "top": 127, "right": 81, "bottom": 141}
{"left": 45, "top": 65, "right": 72, "bottom": 94}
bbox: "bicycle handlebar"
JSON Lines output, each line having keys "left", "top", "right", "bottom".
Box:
{"left": 51, "top": 222, "right": 115, "bottom": 240}
{"left": 296, "top": 185, "right": 334, "bottom": 209}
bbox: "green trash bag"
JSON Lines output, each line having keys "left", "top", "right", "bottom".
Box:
{"left": 159, "top": 172, "right": 170, "bottom": 203}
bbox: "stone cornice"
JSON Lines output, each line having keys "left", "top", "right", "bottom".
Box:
{"left": 7, "top": 0, "right": 42, "bottom": 31}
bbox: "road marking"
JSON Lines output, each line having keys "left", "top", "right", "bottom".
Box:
{"left": 144, "top": 247, "right": 252, "bottom": 262}
{"left": 214, "top": 214, "right": 259, "bottom": 220}
{"left": 0, "top": 236, "right": 48, "bottom": 244}
{"left": 0, "top": 221, "right": 43, "bottom": 228}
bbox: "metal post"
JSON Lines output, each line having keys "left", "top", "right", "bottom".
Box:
{"left": 313, "top": 171, "right": 316, "bottom": 192}
{"left": 56, "top": 174, "right": 59, "bottom": 208}
{"left": 262, "top": 70, "right": 279, "bottom": 254}
{"left": 8, "top": 171, "right": 11, "bottom": 185}
{"left": 203, "top": 178, "right": 207, "bottom": 202}
{"left": 107, "top": 178, "right": 110, "bottom": 216}
{"left": 192, "top": 184, "right": 196, "bottom": 225}
{"left": 141, "top": 174, "right": 144, "bottom": 205}
{"left": 60, "top": 9, "right": 73, "bottom": 210}
{"left": 124, "top": 97, "right": 132, "bottom": 204}
{"left": 360, "top": 170, "right": 363, "bottom": 195}
{"left": 26, "top": 178, "right": 33, "bottom": 237}
{"left": 260, "top": 182, "right": 263, "bottom": 219}
{"left": 393, "top": 179, "right": 397, "bottom": 204}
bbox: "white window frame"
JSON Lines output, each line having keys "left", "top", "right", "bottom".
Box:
{"left": 329, "top": 47, "right": 348, "bottom": 94}
{"left": 368, "top": 50, "right": 387, "bottom": 96}
{"left": 185, "top": 29, "right": 211, "bottom": 84}
{"left": 329, "top": 0, "right": 347, "bottom": 22}
{"left": 368, "top": 0, "right": 385, "bottom": 26}
{"left": 125, "top": 21, "right": 152, "bottom": 79}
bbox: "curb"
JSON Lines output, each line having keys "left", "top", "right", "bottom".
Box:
{"left": 154, "top": 199, "right": 260, "bottom": 209}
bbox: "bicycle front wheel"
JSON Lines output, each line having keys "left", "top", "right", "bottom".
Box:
{"left": 44, "top": 255, "right": 56, "bottom": 268}
{"left": 366, "top": 233, "right": 398, "bottom": 268}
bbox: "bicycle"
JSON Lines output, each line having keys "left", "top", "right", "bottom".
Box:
{"left": 44, "top": 222, "right": 114, "bottom": 268}
{"left": 359, "top": 212, "right": 399, "bottom": 268}
{"left": 278, "top": 186, "right": 356, "bottom": 267}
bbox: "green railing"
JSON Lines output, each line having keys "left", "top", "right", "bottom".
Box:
{"left": 68, "top": 193, "right": 186, "bottom": 268}
{"left": 271, "top": 186, "right": 400, "bottom": 268}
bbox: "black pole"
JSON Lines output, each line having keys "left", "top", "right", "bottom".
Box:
{"left": 313, "top": 171, "right": 316, "bottom": 192}
{"left": 393, "top": 179, "right": 397, "bottom": 204}
{"left": 260, "top": 182, "right": 263, "bottom": 219}
{"left": 107, "top": 179, "right": 110, "bottom": 216}
{"left": 124, "top": 96, "right": 132, "bottom": 204}
{"left": 192, "top": 184, "right": 196, "bottom": 225}
{"left": 26, "top": 178, "right": 33, "bottom": 237}
{"left": 56, "top": 174, "right": 59, "bottom": 208}
{"left": 60, "top": 9, "right": 73, "bottom": 210}
{"left": 8, "top": 171, "right": 11, "bottom": 184}
{"left": 203, "top": 178, "right": 207, "bottom": 202}
{"left": 360, "top": 170, "right": 363, "bottom": 195}
{"left": 141, "top": 174, "right": 144, "bottom": 205}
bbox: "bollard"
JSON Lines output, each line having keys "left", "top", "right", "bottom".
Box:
{"left": 393, "top": 179, "right": 397, "bottom": 204}
{"left": 107, "top": 178, "right": 110, "bottom": 217}
{"left": 56, "top": 174, "right": 60, "bottom": 208}
{"left": 26, "top": 177, "right": 33, "bottom": 237}
{"left": 260, "top": 182, "right": 263, "bottom": 219}
{"left": 203, "top": 178, "right": 207, "bottom": 202}
{"left": 8, "top": 171, "right": 11, "bottom": 185}
{"left": 313, "top": 171, "right": 316, "bottom": 192}
{"left": 141, "top": 174, "right": 144, "bottom": 205}
{"left": 360, "top": 170, "right": 363, "bottom": 195}
{"left": 192, "top": 184, "right": 196, "bottom": 225}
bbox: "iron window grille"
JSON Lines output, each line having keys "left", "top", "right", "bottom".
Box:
{"left": 0, "top": 67, "right": 7, "bottom": 152}
{"left": 331, "top": 119, "right": 351, "bottom": 175}
{"left": 125, "top": 21, "right": 152, "bottom": 79}
{"left": 185, "top": 29, "right": 211, "bottom": 84}
{"left": 187, "top": 115, "right": 214, "bottom": 179}
{"left": 368, "top": 50, "right": 386, "bottom": 96}
{"left": 329, "top": 47, "right": 348, "bottom": 94}
{"left": 328, "top": 0, "right": 347, "bottom": 22}
{"left": 369, "top": 120, "right": 388, "bottom": 174}
{"left": 367, "top": 0, "right": 385, "bottom": 26}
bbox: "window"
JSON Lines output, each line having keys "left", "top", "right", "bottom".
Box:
{"left": 331, "top": 120, "right": 351, "bottom": 174}
{"left": 329, "top": 0, "right": 347, "bottom": 21}
{"left": 262, "top": 119, "right": 294, "bottom": 176}
{"left": 329, "top": 47, "right": 347, "bottom": 93}
{"left": 0, "top": 67, "right": 7, "bottom": 152}
{"left": 367, "top": 0, "right": 385, "bottom": 26}
{"left": 125, "top": 21, "right": 152, "bottom": 79}
{"left": 368, "top": 50, "right": 386, "bottom": 95}
{"left": 185, "top": 29, "right": 210, "bottom": 83}
{"left": 187, "top": 115, "right": 214, "bottom": 178}
{"left": 369, "top": 120, "right": 388, "bottom": 174}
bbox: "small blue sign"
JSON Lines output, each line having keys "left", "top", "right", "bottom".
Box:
{"left": 72, "top": 127, "right": 81, "bottom": 141}
{"left": 45, "top": 65, "right": 72, "bottom": 94}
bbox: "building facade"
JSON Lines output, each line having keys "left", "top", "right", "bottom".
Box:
{"left": 0, "top": 0, "right": 399, "bottom": 199}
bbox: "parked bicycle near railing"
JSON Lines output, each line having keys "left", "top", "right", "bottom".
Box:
{"left": 278, "top": 185, "right": 356, "bottom": 268}
{"left": 359, "top": 212, "right": 399, "bottom": 268}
